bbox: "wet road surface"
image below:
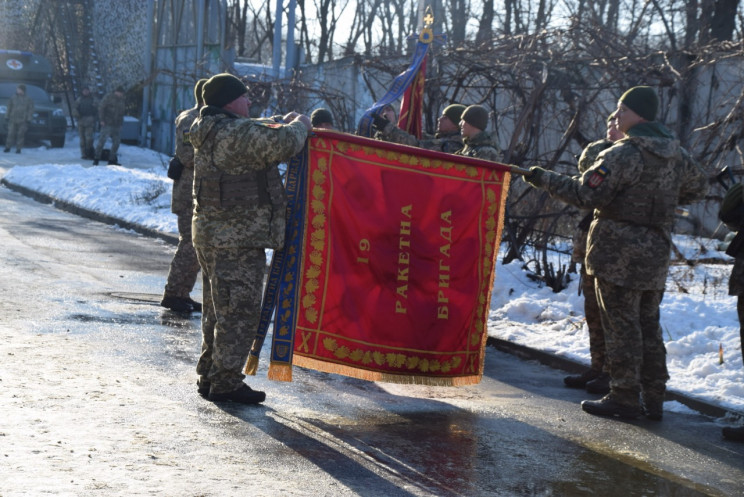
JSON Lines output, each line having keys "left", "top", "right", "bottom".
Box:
{"left": 1, "top": 185, "right": 742, "bottom": 496}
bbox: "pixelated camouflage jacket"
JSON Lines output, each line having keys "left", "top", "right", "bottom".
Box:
{"left": 7, "top": 94, "right": 34, "bottom": 123}
{"left": 572, "top": 139, "right": 614, "bottom": 263}
{"left": 454, "top": 130, "right": 501, "bottom": 162}
{"left": 378, "top": 123, "right": 463, "bottom": 154}
{"left": 171, "top": 106, "right": 200, "bottom": 215}
{"left": 189, "top": 106, "right": 308, "bottom": 249}
{"left": 535, "top": 122, "right": 708, "bottom": 290}
{"left": 98, "top": 92, "right": 126, "bottom": 127}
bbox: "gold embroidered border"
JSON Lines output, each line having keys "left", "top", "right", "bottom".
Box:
{"left": 298, "top": 137, "right": 510, "bottom": 380}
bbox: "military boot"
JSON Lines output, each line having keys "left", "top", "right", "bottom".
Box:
{"left": 642, "top": 388, "right": 665, "bottom": 421}
{"left": 564, "top": 368, "right": 600, "bottom": 388}
{"left": 585, "top": 373, "right": 611, "bottom": 394}
{"left": 187, "top": 298, "right": 202, "bottom": 312}
{"left": 209, "top": 384, "right": 266, "bottom": 405}
{"left": 581, "top": 392, "right": 641, "bottom": 419}
{"left": 722, "top": 426, "right": 744, "bottom": 442}
{"left": 196, "top": 378, "right": 211, "bottom": 398}
{"left": 160, "top": 295, "right": 194, "bottom": 313}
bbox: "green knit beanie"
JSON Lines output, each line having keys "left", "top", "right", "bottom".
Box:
{"left": 311, "top": 108, "right": 334, "bottom": 127}
{"left": 619, "top": 86, "right": 659, "bottom": 122}
{"left": 443, "top": 104, "right": 466, "bottom": 125}
{"left": 202, "top": 73, "right": 248, "bottom": 108}
{"left": 194, "top": 78, "right": 208, "bottom": 106}
{"left": 461, "top": 105, "right": 489, "bottom": 131}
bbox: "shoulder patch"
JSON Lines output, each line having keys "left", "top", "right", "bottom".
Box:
{"left": 182, "top": 130, "right": 191, "bottom": 145}
{"left": 586, "top": 164, "right": 609, "bottom": 188}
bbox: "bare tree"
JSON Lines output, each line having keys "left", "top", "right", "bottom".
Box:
{"left": 227, "top": 0, "right": 249, "bottom": 57}
{"left": 476, "top": 0, "right": 495, "bottom": 44}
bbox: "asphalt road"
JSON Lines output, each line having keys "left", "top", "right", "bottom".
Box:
{"left": 1, "top": 184, "right": 742, "bottom": 497}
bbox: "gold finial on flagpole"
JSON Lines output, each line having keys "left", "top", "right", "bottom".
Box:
{"left": 419, "top": 5, "right": 434, "bottom": 43}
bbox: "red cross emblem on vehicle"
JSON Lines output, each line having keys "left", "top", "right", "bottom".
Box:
{"left": 6, "top": 59, "right": 23, "bottom": 70}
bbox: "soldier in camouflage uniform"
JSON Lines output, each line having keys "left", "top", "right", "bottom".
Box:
{"left": 160, "top": 78, "right": 208, "bottom": 314}
{"left": 524, "top": 86, "right": 708, "bottom": 420}
{"left": 373, "top": 103, "right": 465, "bottom": 154}
{"left": 93, "top": 87, "right": 126, "bottom": 165}
{"left": 3, "top": 84, "right": 34, "bottom": 153}
{"left": 190, "top": 73, "right": 310, "bottom": 404}
{"left": 564, "top": 113, "right": 624, "bottom": 395}
{"left": 310, "top": 108, "right": 335, "bottom": 129}
{"left": 454, "top": 105, "right": 501, "bottom": 162}
{"left": 73, "top": 86, "right": 98, "bottom": 159}
{"left": 719, "top": 183, "right": 744, "bottom": 441}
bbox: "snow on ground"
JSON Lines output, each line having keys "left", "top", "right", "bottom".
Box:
{"left": 2, "top": 135, "right": 743, "bottom": 415}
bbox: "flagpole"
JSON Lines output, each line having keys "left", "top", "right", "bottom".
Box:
{"left": 507, "top": 165, "right": 532, "bottom": 175}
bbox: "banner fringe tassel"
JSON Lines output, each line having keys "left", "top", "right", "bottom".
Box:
{"left": 268, "top": 363, "right": 293, "bottom": 382}
{"left": 244, "top": 355, "right": 259, "bottom": 376}
{"left": 292, "top": 356, "right": 481, "bottom": 387}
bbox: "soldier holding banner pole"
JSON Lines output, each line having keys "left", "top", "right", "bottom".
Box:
{"left": 373, "top": 103, "right": 466, "bottom": 154}
{"left": 189, "top": 73, "right": 310, "bottom": 404}
{"left": 523, "top": 86, "right": 708, "bottom": 420}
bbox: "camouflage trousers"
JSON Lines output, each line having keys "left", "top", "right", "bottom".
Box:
{"left": 595, "top": 278, "right": 669, "bottom": 405}
{"left": 581, "top": 265, "right": 605, "bottom": 373}
{"left": 95, "top": 125, "right": 121, "bottom": 159}
{"left": 195, "top": 246, "right": 266, "bottom": 394}
{"left": 78, "top": 120, "right": 96, "bottom": 157}
{"left": 163, "top": 213, "right": 200, "bottom": 299}
{"left": 5, "top": 120, "right": 28, "bottom": 150}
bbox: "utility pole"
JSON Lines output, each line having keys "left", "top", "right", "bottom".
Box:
{"left": 272, "top": 0, "right": 297, "bottom": 79}
{"left": 272, "top": 0, "right": 283, "bottom": 78}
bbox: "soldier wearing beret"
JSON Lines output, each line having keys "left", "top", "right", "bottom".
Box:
{"left": 373, "top": 103, "right": 466, "bottom": 154}
{"left": 190, "top": 73, "right": 310, "bottom": 404}
{"left": 160, "top": 78, "right": 208, "bottom": 314}
{"left": 454, "top": 105, "right": 501, "bottom": 162}
{"left": 524, "top": 86, "right": 708, "bottom": 420}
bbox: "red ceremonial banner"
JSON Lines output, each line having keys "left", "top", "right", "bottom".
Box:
{"left": 286, "top": 130, "right": 511, "bottom": 386}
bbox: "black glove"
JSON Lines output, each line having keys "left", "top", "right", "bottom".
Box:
{"left": 167, "top": 156, "right": 184, "bottom": 180}
{"left": 371, "top": 112, "right": 390, "bottom": 131}
{"left": 523, "top": 166, "right": 546, "bottom": 187}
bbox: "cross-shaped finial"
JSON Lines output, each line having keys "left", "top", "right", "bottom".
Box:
{"left": 423, "top": 6, "right": 434, "bottom": 28}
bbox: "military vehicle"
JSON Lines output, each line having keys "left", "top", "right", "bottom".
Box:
{"left": 0, "top": 50, "right": 67, "bottom": 148}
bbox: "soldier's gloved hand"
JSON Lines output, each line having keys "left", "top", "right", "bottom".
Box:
{"left": 371, "top": 112, "right": 390, "bottom": 131}
{"left": 523, "top": 166, "right": 547, "bottom": 188}
{"left": 293, "top": 114, "right": 312, "bottom": 131}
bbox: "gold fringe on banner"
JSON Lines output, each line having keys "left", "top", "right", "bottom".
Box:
{"left": 244, "top": 355, "right": 259, "bottom": 376}
{"left": 292, "top": 355, "right": 482, "bottom": 387}
{"left": 268, "top": 363, "right": 293, "bottom": 382}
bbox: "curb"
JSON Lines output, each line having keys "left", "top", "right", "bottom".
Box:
{"left": 1, "top": 178, "right": 179, "bottom": 246}
{"left": 3, "top": 177, "right": 741, "bottom": 420}
{"left": 487, "top": 337, "right": 742, "bottom": 419}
